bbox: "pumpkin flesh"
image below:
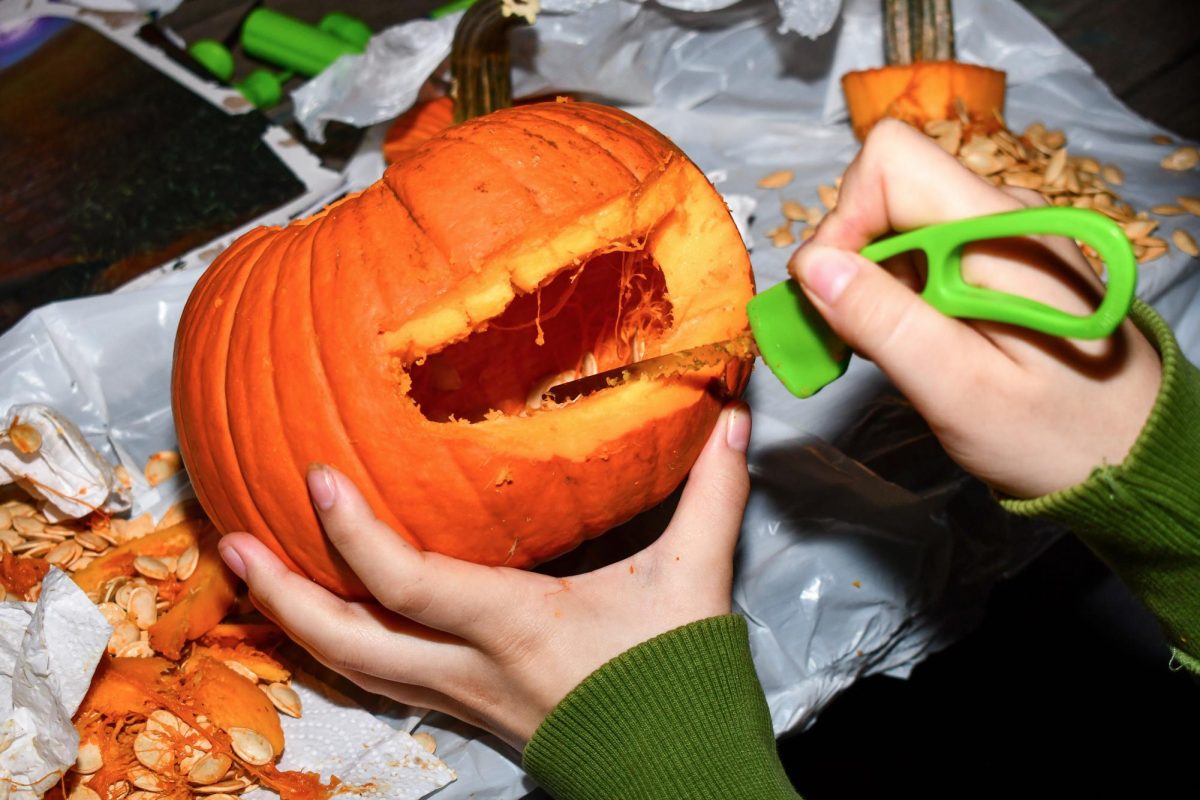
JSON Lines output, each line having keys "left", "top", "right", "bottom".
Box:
{"left": 173, "top": 102, "right": 754, "bottom": 598}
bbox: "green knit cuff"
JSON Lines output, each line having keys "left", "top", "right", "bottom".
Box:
{"left": 1003, "top": 300, "right": 1200, "bottom": 668}
{"left": 523, "top": 614, "right": 799, "bottom": 800}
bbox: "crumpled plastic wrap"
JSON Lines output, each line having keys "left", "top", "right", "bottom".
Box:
{"left": 0, "top": 404, "right": 132, "bottom": 523}
{"left": 293, "top": 14, "right": 460, "bottom": 144}
{"left": 0, "top": 569, "right": 110, "bottom": 799}
{"left": 291, "top": 0, "right": 846, "bottom": 141}
{"left": 2, "top": 0, "right": 1198, "bottom": 797}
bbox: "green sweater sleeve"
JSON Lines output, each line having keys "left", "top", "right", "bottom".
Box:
{"left": 523, "top": 614, "right": 799, "bottom": 800}
{"left": 1002, "top": 300, "right": 1200, "bottom": 673}
{"left": 524, "top": 300, "right": 1200, "bottom": 799}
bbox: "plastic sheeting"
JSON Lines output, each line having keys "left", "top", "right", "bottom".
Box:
{"left": 2, "top": 0, "right": 1198, "bottom": 797}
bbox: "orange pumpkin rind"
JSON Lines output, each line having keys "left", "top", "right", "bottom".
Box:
{"left": 842, "top": 61, "right": 1007, "bottom": 141}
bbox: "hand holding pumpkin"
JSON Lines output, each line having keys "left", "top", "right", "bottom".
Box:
{"left": 217, "top": 403, "right": 751, "bottom": 748}
{"left": 790, "top": 119, "right": 1162, "bottom": 498}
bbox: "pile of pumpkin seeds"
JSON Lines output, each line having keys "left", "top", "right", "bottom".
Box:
{"left": 762, "top": 117, "right": 1200, "bottom": 272}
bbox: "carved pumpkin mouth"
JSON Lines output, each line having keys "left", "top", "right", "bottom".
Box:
{"left": 407, "top": 244, "right": 672, "bottom": 423}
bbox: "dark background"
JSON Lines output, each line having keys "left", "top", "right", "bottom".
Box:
{"left": 13, "top": 0, "right": 1200, "bottom": 796}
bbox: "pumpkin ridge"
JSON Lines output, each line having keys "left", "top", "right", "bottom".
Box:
{"left": 516, "top": 105, "right": 670, "bottom": 180}
{"left": 177, "top": 230, "right": 304, "bottom": 572}
{"left": 174, "top": 228, "right": 273, "bottom": 539}
{"left": 494, "top": 109, "right": 644, "bottom": 186}
{"left": 307, "top": 198, "right": 463, "bottom": 549}
{"left": 226, "top": 222, "right": 343, "bottom": 584}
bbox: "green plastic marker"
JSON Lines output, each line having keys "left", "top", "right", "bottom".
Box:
{"left": 748, "top": 205, "right": 1138, "bottom": 397}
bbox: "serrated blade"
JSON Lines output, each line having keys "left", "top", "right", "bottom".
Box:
{"left": 545, "top": 332, "right": 758, "bottom": 404}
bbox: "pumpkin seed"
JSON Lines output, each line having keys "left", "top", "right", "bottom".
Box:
{"left": 68, "top": 786, "right": 101, "bottom": 800}
{"left": 201, "top": 795, "right": 242, "bottom": 800}
{"left": 0, "top": 529, "right": 22, "bottom": 548}
{"left": 7, "top": 422, "right": 41, "bottom": 454}
{"left": 228, "top": 727, "right": 274, "bottom": 766}
{"left": 264, "top": 682, "right": 302, "bottom": 718}
{"left": 73, "top": 740, "right": 103, "bottom": 774}
{"left": 45, "top": 540, "right": 83, "bottom": 568}
{"left": 128, "top": 767, "right": 165, "bottom": 792}
{"left": 133, "top": 555, "right": 171, "bottom": 581}
{"left": 1122, "top": 220, "right": 1159, "bottom": 241}
{"left": 412, "top": 731, "right": 437, "bottom": 754}
{"left": 97, "top": 602, "right": 125, "bottom": 627}
{"left": 224, "top": 659, "right": 260, "bottom": 683}
{"left": 128, "top": 587, "right": 158, "bottom": 629}
{"left": 1002, "top": 171, "right": 1042, "bottom": 189}
{"left": 107, "top": 620, "right": 140, "bottom": 654}
{"left": 767, "top": 224, "right": 795, "bottom": 248}
{"left": 144, "top": 450, "right": 183, "bottom": 486}
{"left": 1178, "top": 196, "right": 1200, "bottom": 217}
{"left": 1162, "top": 147, "right": 1199, "bottom": 171}
{"left": 116, "top": 640, "right": 155, "bottom": 658}
{"left": 0, "top": 507, "right": 10, "bottom": 531}
{"left": 1042, "top": 130, "right": 1066, "bottom": 150}
{"left": 1152, "top": 204, "right": 1186, "bottom": 216}
{"left": 962, "top": 150, "right": 1002, "bottom": 176}
{"left": 1152, "top": 134, "right": 1173, "bottom": 145}
{"left": 74, "top": 531, "right": 108, "bottom": 552}
{"left": 14, "top": 541, "right": 53, "bottom": 558}
{"left": 1101, "top": 164, "right": 1124, "bottom": 185}
{"left": 175, "top": 543, "right": 200, "bottom": 581}
{"left": 132, "top": 729, "right": 174, "bottom": 772}
{"left": 757, "top": 169, "right": 794, "bottom": 189}
{"left": 188, "top": 752, "right": 233, "bottom": 785}
{"left": 12, "top": 516, "right": 44, "bottom": 535}
{"left": 1043, "top": 149, "right": 1068, "bottom": 185}
{"left": 1172, "top": 229, "right": 1199, "bottom": 257}
{"left": 781, "top": 200, "right": 808, "bottom": 222}
{"left": 127, "top": 792, "right": 164, "bottom": 800}
{"left": 817, "top": 183, "right": 838, "bottom": 210}
{"left": 192, "top": 777, "right": 253, "bottom": 794}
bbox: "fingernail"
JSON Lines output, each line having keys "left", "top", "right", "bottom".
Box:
{"left": 725, "top": 403, "right": 751, "bottom": 452}
{"left": 798, "top": 248, "right": 858, "bottom": 305}
{"left": 218, "top": 539, "right": 247, "bottom": 580}
{"left": 307, "top": 464, "right": 336, "bottom": 511}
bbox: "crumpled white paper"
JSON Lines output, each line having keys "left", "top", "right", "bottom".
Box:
{"left": 0, "top": 569, "right": 110, "bottom": 799}
{"left": 293, "top": 14, "right": 460, "bottom": 144}
{"left": 0, "top": 404, "right": 132, "bottom": 524}
{"left": 245, "top": 674, "right": 456, "bottom": 800}
{"left": 291, "top": 0, "right": 845, "bottom": 141}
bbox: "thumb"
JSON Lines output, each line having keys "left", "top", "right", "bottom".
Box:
{"left": 654, "top": 403, "right": 751, "bottom": 569}
{"left": 790, "top": 244, "right": 991, "bottom": 405}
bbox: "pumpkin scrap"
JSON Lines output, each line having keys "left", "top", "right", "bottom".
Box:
{"left": 173, "top": 100, "right": 756, "bottom": 598}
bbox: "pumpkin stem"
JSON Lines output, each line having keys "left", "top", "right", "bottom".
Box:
{"left": 883, "top": 0, "right": 954, "bottom": 65}
{"left": 450, "top": 0, "right": 538, "bottom": 123}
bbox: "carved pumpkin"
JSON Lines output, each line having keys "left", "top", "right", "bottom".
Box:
{"left": 173, "top": 100, "right": 754, "bottom": 598}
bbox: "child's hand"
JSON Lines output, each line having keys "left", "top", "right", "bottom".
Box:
{"left": 790, "top": 120, "right": 1162, "bottom": 498}
{"left": 218, "top": 403, "right": 751, "bottom": 748}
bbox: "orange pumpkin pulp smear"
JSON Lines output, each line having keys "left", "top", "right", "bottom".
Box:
{"left": 173, "top": 101, "right": 755, "bottom": 598}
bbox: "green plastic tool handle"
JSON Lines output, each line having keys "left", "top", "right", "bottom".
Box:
{"left": 861, "top": 206, "right": 1136, "bottom": 338}
{"left": 748, "top": 206, "right": 1138, "bottom": 399}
